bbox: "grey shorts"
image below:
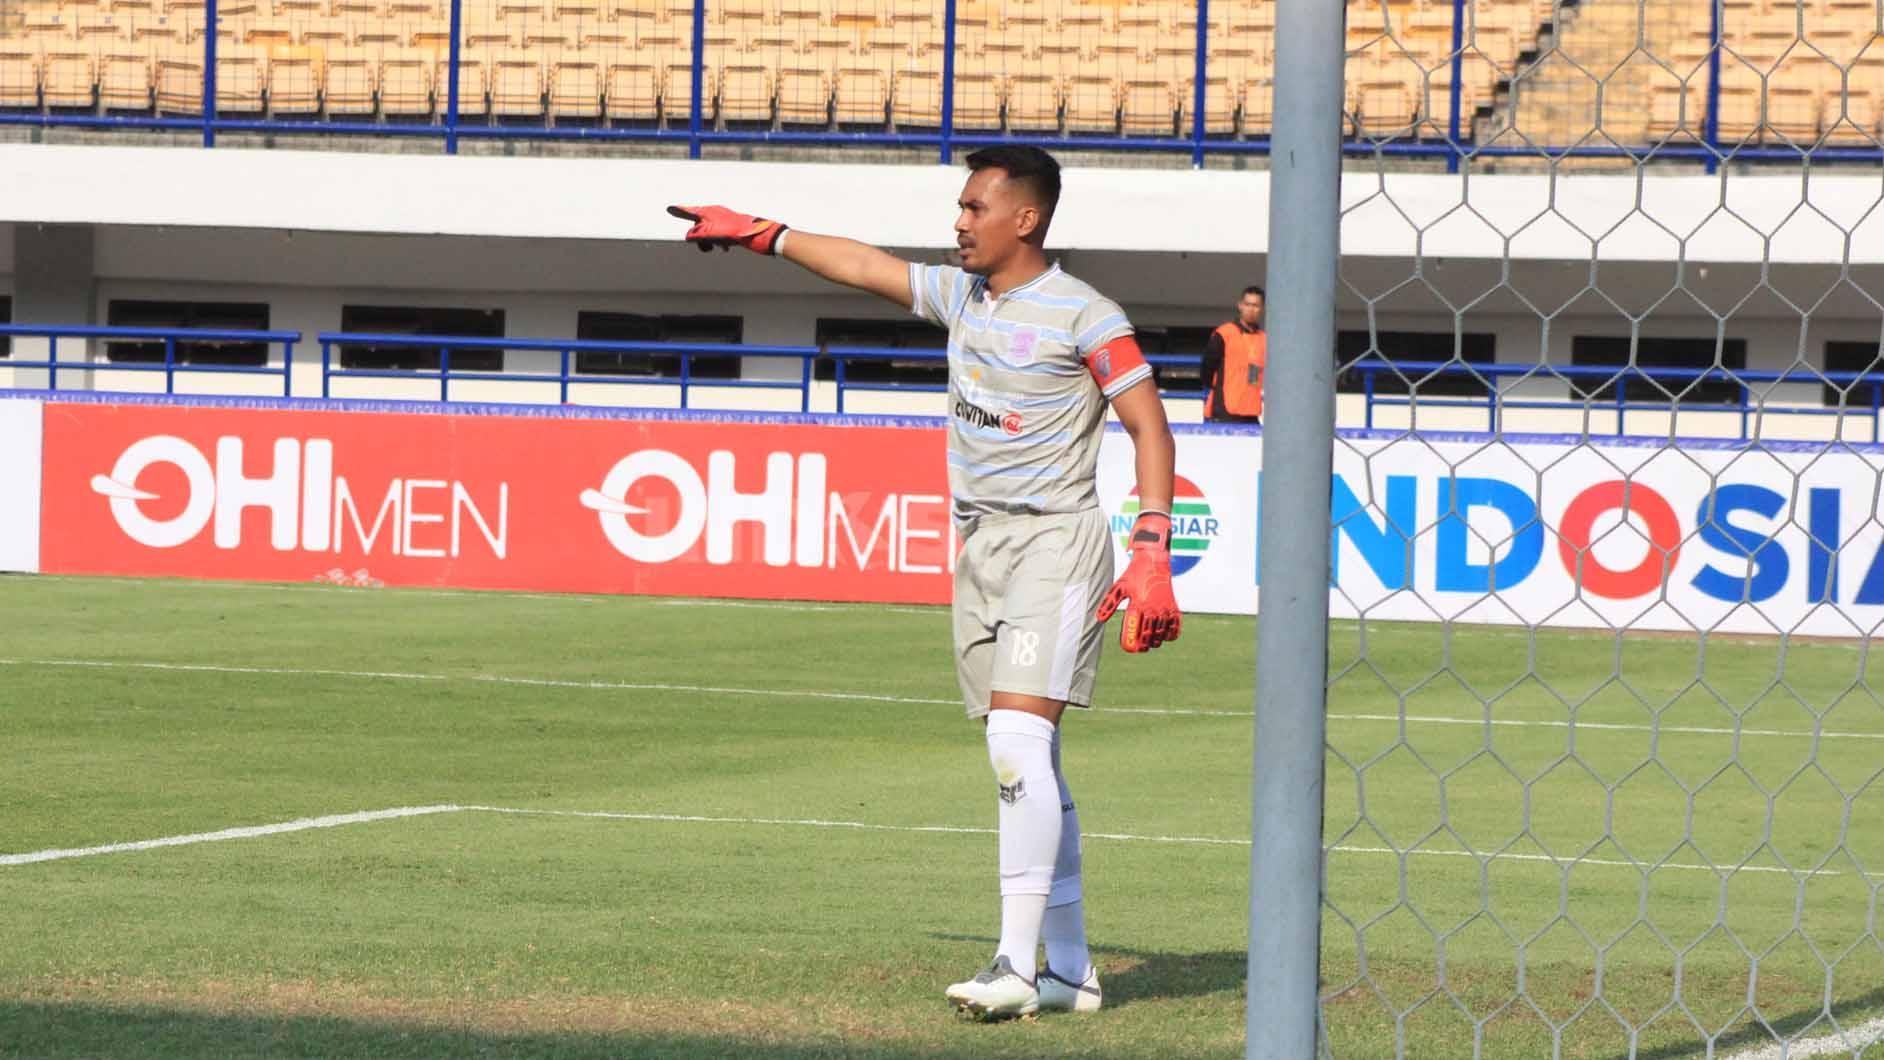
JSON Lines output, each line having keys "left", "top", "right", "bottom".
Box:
{"left": 953, "top": 507, "right": 1116, "bottom": 719}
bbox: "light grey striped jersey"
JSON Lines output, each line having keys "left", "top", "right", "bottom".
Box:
{"left": 908, "top": 261, "right": 1151, "bottom": 521}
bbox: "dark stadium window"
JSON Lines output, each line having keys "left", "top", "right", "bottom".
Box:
{"left": 338, "top": 305, "right": 506, "bottom": 372}
{"left": 813, "top": 318, "right": 948, "bottom": 385}
{"left": 1570, "top": 335, "right": 1748, "bottom": 405}
{"left": 575, "top": 312, "right": 742, "bottom": 380}
{"left": 1335, "top": 330, "right": 1496, "bottom": 396}
{"left": 1823, "top": 341, "right": 1884, "bottom": 407}
{"left": 0, "top": 296, "right": 9, "bottom": 358}
{"left": 104, "top": 300, "right": 271, "bottom": 366}
{"left": 1134, "top": 325, "right": 1215, "bottom": 393}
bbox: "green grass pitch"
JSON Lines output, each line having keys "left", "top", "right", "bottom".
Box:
{"left": 1, "top": 574, "right": 1880, "bottom": 1059}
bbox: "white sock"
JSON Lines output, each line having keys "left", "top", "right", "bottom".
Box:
{"left": 1043, "top": 726, "right": 1092, "bottom": 981}
{"left": 986, "top": 709, "right": 1060, "bottom": 983}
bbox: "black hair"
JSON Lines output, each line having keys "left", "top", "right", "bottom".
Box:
{"left": 964, "top": 145, "right": 1063, "bottom": 221}
{"left": 1243, "top": 285, "right": 1266, "bottom": 299}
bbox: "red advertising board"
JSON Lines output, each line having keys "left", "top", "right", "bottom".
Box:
{"left": 39, "top": 402, "right": 954, "bottom": 603}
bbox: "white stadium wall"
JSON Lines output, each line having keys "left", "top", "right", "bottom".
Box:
{"left": 0, "top": 397, "right": 42, "bottom": 573}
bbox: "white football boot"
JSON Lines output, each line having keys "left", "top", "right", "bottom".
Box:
{"left": 1037, "top": 964, "right": 1103, "bottom": 1013}
{"left": 945, "top": 955, "right": 1040, "bottom": 1020}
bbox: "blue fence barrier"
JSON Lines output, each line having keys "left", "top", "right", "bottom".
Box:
{"left": 0, "top": 323, "right": 301, "bottom": 395}
{"left": 1346, "top": 358, "right": 1884, "bottom": 442}
{"left": 6, "top": 326, "right": 1880, "bottom": 441}
{"left": 3, "top": 0, "right": 1880, "bottom": 167}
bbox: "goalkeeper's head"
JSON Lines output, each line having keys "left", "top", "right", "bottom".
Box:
{"left": 955, "top": 146, "right": 1062, "bottom": 276}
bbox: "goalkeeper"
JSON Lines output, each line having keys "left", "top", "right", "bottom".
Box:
{"left": 668, "top": 145, "right": 1179, "bottom": 1021}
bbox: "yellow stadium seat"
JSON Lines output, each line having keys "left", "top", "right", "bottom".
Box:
{"left": 1824, "top": 56, "right": 1881, "bottom": 143}
{"left": 1114, "top": 0, "right": 1172, "bottom": 34}
{"left": 1646, "top": 81, "right": 1702, "bottom": 141}
{"left": 212, "top": 42, "right": 265, "bottom": 110}
{"left": 603, "top": 55, "right": 658, "bottom": 118}
{"left": 436, "top": 54, "right": 487, "bottom": 113}
{"left": 1354, "top": 77, "right": 1415, "bottom": 137}
{"left": 24, "top": 10, "right": 75, "bottom": 38}
{"left": 1179, "top": 66, "right": 1239, "bottom": 135}
{"left": 889, "top": 52, "right": 939, "bottom": 125}
{"left": 1766, "top": 52, "right": 1832, "bottom": 142}
{"left": 948, "top": 51, "right": 1001, "bottom": 128}
{"left": 154, "top": 46, "right": 202, "bottom": 111}
{"left": 0, "top": 45, "right": 40, "bottom": 109}
{"left": 490, "top": 46, "right": 543, "bottom": 113}
{"left": 324, "top": 46, "right": 377, "bottom": 112}
{"left": 75, "top": 14, "right": 131, "bottom": 45}
{"left": 298, "top": 23, "right": 352, "bottom": 48}
{"left": 1062, "top": 69, "right": 1116, "bottom": 131}
{"left": 833, "top": 57, "right": 886, "bottom": 123}
{"left": 42, "top": 47, "right": 97, "bottom": 107}
{"left": 1119, "top": 57, "right": 1177, "bottom": 134}
{"left": 553, "top": 0, "right": 601, "bottom": 17}
{"left": 886, "top": 0, "right": 935, "bottom": 30}
{"left": 357, "top": 22, "right": 409, "bottom": 51}
{"left": 548, "top": 48, "right": 600, "bottom": 115}
{"left": 777, "top": 0, "right": 823, "bottom": 27}
{"left": 775, "top": 54, "right": 827, "bottom": 123}
{"left": 380, "top": 48, "right": 433, "bottom": 113}
{"left": 1001, "top": 66, "right": 1055, "bottom": 129}
{"left": 1239, "top": 71, "right": 1271, "bottom": 134}
{"left": 610, "top": 0, "right": 661, "bottom": 27}
{"left": 1003, "top": 0, "right": 1051, "bottom": 32}
{"left": 831, "top": 0, "right": 878, "bottom": 26}
{"left": 719, "top": 0, "right": 767, "bottom": 26}
{"left": 97, "top": 48, "right": 153, "bottom": 108}
{"left": 717, "top": 57, "right": 772, "bottom": 120}
{"left": 245, "top": 18, "right": 294, "bottom": 45}
{"left": 661, "top": 58, "right": 714, "bottom": 124}
{"left": 498, "top": 0, "right": 545, "bottom": 19}
{"left": 266, "top": 50, "right": 321, "bottom": 113}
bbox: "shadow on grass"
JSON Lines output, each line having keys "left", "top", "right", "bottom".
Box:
{"left": 926, "top": 933, "right": 1247, "bottom": 1010}
{"left": 1625, "top": 982, "right": 1884, "bottom": 1060}
{"left": 0, "top": 997, "right": 1078, "bottom": 1060}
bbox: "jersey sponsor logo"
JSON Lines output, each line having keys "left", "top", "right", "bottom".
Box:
{"left": 1001, "top": 412, "right": 1024, "bottom": 436}
{"left": 1113, "top": 475, "right": 1220, "bottom": 577}
{"left": 1009, "top": 327, "right": 1038, "bottom": 365}
{"left": 954, "top": 397, "right": 1006, "bottom": 433}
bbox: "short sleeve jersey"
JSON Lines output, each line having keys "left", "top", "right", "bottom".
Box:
{"left": 909, "top": 261, "right": 1150, "bottom": 521}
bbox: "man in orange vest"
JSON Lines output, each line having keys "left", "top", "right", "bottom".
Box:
{"left": 1203, "top": 285, "right": 1266, "bottom": 424}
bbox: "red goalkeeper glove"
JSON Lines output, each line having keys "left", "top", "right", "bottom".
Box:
{"left": 1096, "top": 511, "right": 1182, "bottom": 653}
{"left": 666, "top": 204, "right": 788, "bottom": 255}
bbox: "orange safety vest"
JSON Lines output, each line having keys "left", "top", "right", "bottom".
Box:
{"left": 1210, "top": 322, "right": 1266, "bottom": 419}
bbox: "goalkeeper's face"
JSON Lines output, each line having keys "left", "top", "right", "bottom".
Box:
{"left": 953, "top": 168, "right": 1044, "bottom": 277}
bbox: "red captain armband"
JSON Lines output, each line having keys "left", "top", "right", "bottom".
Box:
{"left": 1085, "top": 335, "right": 1150, "bottom": 394}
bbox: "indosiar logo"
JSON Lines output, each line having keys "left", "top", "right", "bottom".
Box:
{"left": 1114, "top": 475, "right": 1219, "bottom": 577}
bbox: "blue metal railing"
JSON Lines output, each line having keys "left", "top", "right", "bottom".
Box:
{"left": 315, "top": 333, "right": 1206, "bottom": 411}
{"left": 1346, "top": 359, "right": 1884, "bottom": 442}
{"left": 1, "top": 1, "right": 1878, "bottom": 167}
{"left": 0, "top": 324, "right": 300, "bottom": 395}
{"left": 5, "top": 327, "right": 1878, "bottom": 443}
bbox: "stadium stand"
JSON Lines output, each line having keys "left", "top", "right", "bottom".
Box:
{"left": 0, "top": 0, "right": 1877, "bottom": 146}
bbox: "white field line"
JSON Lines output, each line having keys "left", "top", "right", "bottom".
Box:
{"left": 2, "top": 803, "right": 1857, "bottom": 878}
{"left": 4, "top": 656, "right": 1880, "bottom": 742}
{"left": 1723, "top": 1015, "right": 1884, "bottom": 1060}
{"left": 0, "top": 805, "right": 463, "bottom": 866}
